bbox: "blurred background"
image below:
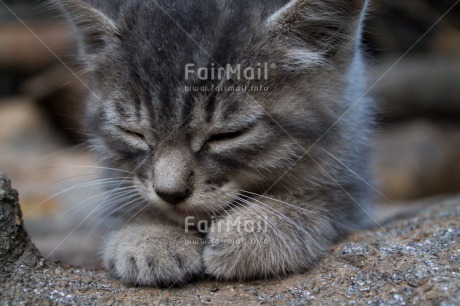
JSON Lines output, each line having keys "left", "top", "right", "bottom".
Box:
{"left": 0, "top": 0, "right": 459, "bottom": 268}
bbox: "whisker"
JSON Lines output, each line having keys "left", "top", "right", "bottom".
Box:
{"left": 125, "top": 201, "right": 150, "bottom": 224}
{"left": 309, "top": 156, "right": 384, "bottom": 230}
{"left": 46, "top": 193, "right": 145, "bottom": 259}
{"left": 239, "top": 190, "right": 351, "bottom": 230}
{"left": 26, "top": 177, "right": 136, "bottom": 217}
{"left": 84, "top": 194, "right": 145, "bottom": 240}
{"left": 33, "top": 165, "right": 135, "bottom": 175}
{"left": 37, "top": 143, "right": 89, "bottom": 162}
{"left": 222, "top": 194, "right": 300, "bottom": 268}
{"left": 49, "top": 187, "right": 138, "bottom": 228}
{"left": 318, "top": 146, "right": 391, "bottom": 201}
{"left": 45, "top": 200, "right": 106, "bottom": 259}
{"left": 219, "top": 192, "right": 293, "bottom": 251}
{"left": 216, "top": 197, "right": 264, "bottom": 247}
{"left": 234, "top": 194, "right": 319, "bottom": 249}
{"left": 30, "top": 172, "right": 99, "bottom": 198}
{"left": 114, "top": 199, "right": 146, "bottom": 221}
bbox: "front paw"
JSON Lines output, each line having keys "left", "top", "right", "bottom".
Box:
{"left": 203, "top": 206, "right": 327, "bottom": 280}
{"left": 203, "top": 213, "right": 276, "bottom": 280}
{"left": 103, "top": 223, "right": 204, "bottom": 287}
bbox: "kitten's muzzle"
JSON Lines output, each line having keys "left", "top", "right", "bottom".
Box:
{"left": 152, "top": 146, "right": 194, "bottom": 205}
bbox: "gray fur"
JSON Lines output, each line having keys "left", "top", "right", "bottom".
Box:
{"left": 56, "top": 0, "right": 372, "bottom": 286}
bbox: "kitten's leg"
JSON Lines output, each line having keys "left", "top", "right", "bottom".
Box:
{"left": 203, "top": 194, "right": 340, "bottom": 280}
{"left": 103, "top": 222, "right": 204, "bottom": 287}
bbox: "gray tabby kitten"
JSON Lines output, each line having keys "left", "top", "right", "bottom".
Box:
{"left": 56, "top": 0, "right": 372, "bottom": 286}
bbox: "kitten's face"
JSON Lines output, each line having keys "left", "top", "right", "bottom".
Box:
{"left": 71, "top": 0, "right": 364, "bottom": 224}
{"left": 88, "top": 59, "right": 307, "bottom": 224}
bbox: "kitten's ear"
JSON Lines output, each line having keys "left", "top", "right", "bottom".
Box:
{"left": 53, "top": 0, "right": 118, "bottom": 56}
{"left": 267, "top": 0, "right": 367, "bottom": 58}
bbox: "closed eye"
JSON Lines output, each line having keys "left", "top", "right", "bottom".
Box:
{"left": 207, "top": 130, "right": 245, "bottom": 142}
{"left": 207, "top": 125, "right": 255, "bottom": 143}
{"left": 117, "top": 126, "right": 145, "bottom": 140}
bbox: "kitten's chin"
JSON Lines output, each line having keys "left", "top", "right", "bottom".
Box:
{"left": 165, "top": 206, "right": 212, "bottom": 226}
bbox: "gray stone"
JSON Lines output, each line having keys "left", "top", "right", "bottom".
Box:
{"left": 0, "top": 172, "right": 42, "bottom": 283}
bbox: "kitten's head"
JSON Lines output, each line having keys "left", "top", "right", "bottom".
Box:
{"left": 57, "top": 0, "right": 368, "bottom": 224}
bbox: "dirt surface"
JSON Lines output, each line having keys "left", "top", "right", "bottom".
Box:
{"left": 1, "top": 173, "right": 459, "bottom": 305}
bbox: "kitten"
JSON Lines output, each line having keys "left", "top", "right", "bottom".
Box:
{"left": 56, "top": 0, "right": 372, "bottom": 286}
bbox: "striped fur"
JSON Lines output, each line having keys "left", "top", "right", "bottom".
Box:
{"left": 56, "top": 0, "right": 372, "bottom": 286}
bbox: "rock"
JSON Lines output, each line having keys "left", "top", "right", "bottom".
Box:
{"left": 1, "top": 172, "right": 459, "bottom": 304}
{"left": 0, "top": 172, "right": 42, "bottom": 283}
